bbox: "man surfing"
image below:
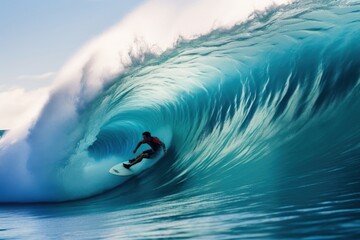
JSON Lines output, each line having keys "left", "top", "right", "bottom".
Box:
{"left": 123, "top": 131, "right": 166, "bottom": 169}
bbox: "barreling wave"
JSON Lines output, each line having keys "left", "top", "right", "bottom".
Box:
{"left": 0, "top": 0, "right": 359, "bottom": 202}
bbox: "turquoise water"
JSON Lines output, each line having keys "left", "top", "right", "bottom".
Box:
{"left": 1, "top": 0, "right": 360, "bottom": 239}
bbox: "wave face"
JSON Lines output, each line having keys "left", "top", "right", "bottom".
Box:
{"left": 1, "top": 0, "right": 360, "bottom": 237}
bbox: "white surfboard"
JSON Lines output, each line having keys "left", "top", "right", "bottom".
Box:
{"left": 109, "top": 159, "right": 156, "bottom": 176}
{"left": 109, "top": 161, "right": 135, "bottom": 176}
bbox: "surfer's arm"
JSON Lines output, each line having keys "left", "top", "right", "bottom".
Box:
{"left": 133, "top": 141, "right": 144, "bottom": 153}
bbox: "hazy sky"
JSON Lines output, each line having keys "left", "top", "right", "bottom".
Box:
{"left": 0, "top": 0, "right": 291, "bottom": 129}
{"left": 0, "top": 0, "right": 144, "bottom": 90}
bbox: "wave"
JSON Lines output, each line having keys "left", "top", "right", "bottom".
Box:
{"left": 0, "top": 130, "right": 5, "bottom": 138}
{"left": 0, "top": 0, "right": 359, "bottom": 202}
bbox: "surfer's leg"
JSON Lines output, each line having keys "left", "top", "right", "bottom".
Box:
{"left": 133, "top": 154, "right": 144, "bottom": 164}
{"left": 124, "top": 154, "right": 144, "bottom": 169}
{"left": 126, "top": 150, "right": 152, "bottom": 168}
{"left": 129, "top": 152, "right": 149, "bottom": 166}
{"left": 129, "top": 153, "right": 143, "bottom": 163}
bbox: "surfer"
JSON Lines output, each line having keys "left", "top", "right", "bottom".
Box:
{"left": 123, "top": 131, "right": 166, "bottom": 169}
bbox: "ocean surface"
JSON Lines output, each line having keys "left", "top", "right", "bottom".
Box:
{"left": 1, "top": 0, "right": 360, "bottom": 239}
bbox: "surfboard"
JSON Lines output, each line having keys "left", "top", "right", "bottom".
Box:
{"left": 109, "top": 159, "right": 155, "bottom": 176}
{"left": 109, "top": 161, "right": 136, "bottom": 176}
{"left": 109, "top": 146, "right": 167, "bottom": 177}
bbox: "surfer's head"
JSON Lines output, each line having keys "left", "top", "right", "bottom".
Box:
{"left": 142, "top": 131, "right": 152, "bottom": 141}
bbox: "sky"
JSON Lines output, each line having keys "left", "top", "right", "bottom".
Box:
{"left": 0, "top": 0, "right": 291, "bottom": 130}
{"left": 0, "top": 0, "right": 144, "bottom": 91}
{"left": 0, "top": 0, "right": 144, "bottom": 129}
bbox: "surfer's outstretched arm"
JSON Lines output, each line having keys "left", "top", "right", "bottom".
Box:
{"left": 133, "top": 141, "right": 143, "bottom": 153}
